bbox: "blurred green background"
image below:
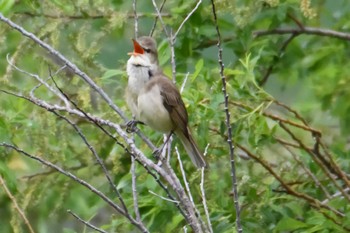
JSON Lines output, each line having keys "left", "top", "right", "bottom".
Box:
{"left": 1, "top": 0, "right": 350, "bottom": 232}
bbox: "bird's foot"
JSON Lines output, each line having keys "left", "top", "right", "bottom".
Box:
{"left": 126, "top": 120, "right": 144, "bottom": 133}
{"left": 152, "top": 148, "right": 162, "bottom": 161}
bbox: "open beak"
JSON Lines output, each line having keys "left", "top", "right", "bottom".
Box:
{"left": 127, "top": 39, "right": 144, "bottom": 56}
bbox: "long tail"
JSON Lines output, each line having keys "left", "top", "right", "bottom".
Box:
{"left": 176, "top": 128, "right": 207, "bottom": 168}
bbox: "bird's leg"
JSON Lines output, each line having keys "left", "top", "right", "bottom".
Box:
{"left": 152, "top": 131, "right": 174, "bottom": 163}
{"left": 126, "top": 119, "right": 145, "bottom": 133}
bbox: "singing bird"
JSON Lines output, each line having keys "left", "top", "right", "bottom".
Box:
{"left": 126, "top": 37, "right": 207, "bottom": 168}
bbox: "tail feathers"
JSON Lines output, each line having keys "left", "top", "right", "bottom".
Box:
{"left": 176, "top": 128, "right": 207, "bottom": 169}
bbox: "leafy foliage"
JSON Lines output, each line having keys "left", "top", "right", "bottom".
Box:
{"left": 1, "top": 0, "right": 350, "bottom": 232}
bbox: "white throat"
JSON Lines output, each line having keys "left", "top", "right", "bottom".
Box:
{"left": 126, "top": 55, "right": 152, "bottom": 95}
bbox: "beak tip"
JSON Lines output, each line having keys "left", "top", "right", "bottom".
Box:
{"left": 131, "top": 39, "right": 144, "bottom": 55}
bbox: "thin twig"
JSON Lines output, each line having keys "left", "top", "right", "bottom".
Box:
{"left": 175, "top": 147, "right": 208, "bottom": 233}
{"left": 49, "top": 75, "right": 130, "bottom": 215}
{"left": 237, "top": 144, "right": 345, "bottom": 218}
{"left": 230, "top": 100, "right": 322, "bottom": 135}
{"left": 21, "top": 164, "right": 90, "bottom": 180}
{"left": 180, "top": 72, "right": 190, "bottom": 93}
{"left": 149, "top": 0, "right": 167, "bottom": 36}
{"left": 133, "top": 0, "right": 138, "bottom": 38}
{"left": 151, "top": 0, "right": 169, "bottom": 37}
{"left": 17, "top": 11, "right": 171, "bottom": 20}
{"left": 67, "top": 210, "right": 107, "bottom": 233}
{"left": 170, "top": 30, "right": 176, "bottom": 82}
{"left": 0, "top": 175, "right": 35, "bottom": 233}
{"left": 258, "top": 33, "right": 298, "bottom": 86}
{"left": 148, "top": 191, "right": 180, "bottom": 203}
{"left": 210, "top": 1, "right": 242, "bottom": 232}
{"left": 0, "top": 143, "right": 149, "bottom": 232}
{"left": 322, "top": 188, "right": 350, "bottom": 204}
{"left": 201, "top": 144, "right": 213, "bottom": 233}
{"left": 131, "top": 157, "right": 141, "bottom": 222}
{"left": 173, "top": 0, "right": 202, "bottom": 39}
{"left": 254, "top": 27, "right": 350, "bottom": 40}
{"left": 175, "top": 147, "right": 195, "bottom": 206}
{"left": 282, "top": 145, "right": 331, "bottom": 198}
{"left": 6, "top": 54, "right": 70, "bottom": 107}
{"left": 130, "top": 2, "right": 140, "bottom": 217}
{"left": 279, "top": 122, "right": 350, "bottom": 203}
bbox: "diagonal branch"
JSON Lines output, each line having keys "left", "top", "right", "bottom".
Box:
{"left": 0, "top": 12, "right": 156, "bottom": 152}
{"left": 0, "top": 143, "right": 149, "bottom": 233}
{"left": 254, "top": 27, "right": 350, "bottom": 40}
{"left": 0, "top": 175, "right": 35, "bottom": 233}
{"left": 67, "top": 210, "right": 107, "bottom": 233}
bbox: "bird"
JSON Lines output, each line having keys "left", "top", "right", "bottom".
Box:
{"left": 125, "top": 37, "right": 207, "bottom": 168}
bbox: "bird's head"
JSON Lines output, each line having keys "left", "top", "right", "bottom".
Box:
{"left": 127, "top": 39, "right": 151, "bottom": 68}
{"left": 137, "top": 36, "right": 159, "bottom": 66}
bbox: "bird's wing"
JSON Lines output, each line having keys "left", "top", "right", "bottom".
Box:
{"left": 157, "top": 75, "right": 189, "bottom": 135}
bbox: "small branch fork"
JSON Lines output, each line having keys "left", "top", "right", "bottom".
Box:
{"left": 210, "top": 1, "right": 242, "bottom": 232}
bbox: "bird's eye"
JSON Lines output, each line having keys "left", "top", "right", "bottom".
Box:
{"left": 144, "top": 48, "right": 151, "bottom": 53}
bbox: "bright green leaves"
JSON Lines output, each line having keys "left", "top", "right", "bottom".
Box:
{"left": 275, "top": 217, "right": 309, "bottom": 232}
{"left": 0, "top": 0, "right": 15, "bottom": 15}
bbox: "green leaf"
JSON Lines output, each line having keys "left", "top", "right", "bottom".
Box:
{"left": 191, "top": 58, "right": 203, "bottom": 81}
{"left": 275, "top": 217, "right": 308, "bottom": 231}
{"left": 0, "top": 0, "right": 15, "bottom": 14}
{"left": 100, "top": 69, "right": 125, "bottom": 80}
{"left": 0, "top": 116, "right": 10, "bottom": 142}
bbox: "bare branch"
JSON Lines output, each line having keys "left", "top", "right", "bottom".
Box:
{"left": 279, "top": 122, "right": 350, "bottom": 202}
{"left": 149, "top": 0, "right": 167, "bottom": 37}
{"left": 0, "top": 143, "right": 149, "bottom": 232}
{"left": 258, "top": 33, "right": 298, "bottom": 86}
{"left": 148, "top": 191, "right": 179, "bottom": 203}
{"left": 133, "top": 0, "right": 138, "bottom": 38}
{"left": 0, "top": 175, "right": 35, "bottom": 233}
{"left": 151, "top": 0, "right": 169, "bottom": 37}
{"left": 254, "top": 27, "right": 350, "bottom": 40}
{"left": 173, "top": 0, "right": 202, "bottom": 39}
{"left": 180, "top": 72, "right": 190, "bottom": 93}
{"left": 175, "top": 147, "right": 195, "bottom": 206}
{"left": 17, "top": 11, "right": 171, "bottom": 20}
{"left": 237, "top": 144, "right": 345, "bottom": 218}
{"left": 47, "top": 101, "right": 130, "bottom": 216}
{"left": 283, "top": 145, "right": 331, "bottom": 198}
{"left": 201, "top": 144, "right": 213, "bottom": 233}
{"left": 131, "top": 157, "right": 141, "bottom": 222}
{"left": 67, "top": 210, "right": 107, "bottom": 233}
{"left": 322, "top": 188, "right": 350, "bottom": 205}
{"left": 209, "top": 1, "right": 242, "bottom": 232}
{"left": 170, "top": 30, "right": 177, "bottom": 82}
{"left": 6, "top": 54, "right": 70, "bottom": 107}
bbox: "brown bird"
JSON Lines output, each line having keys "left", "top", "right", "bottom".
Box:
{"left": 125, "top": 37, "right": 207, "bottom": 168}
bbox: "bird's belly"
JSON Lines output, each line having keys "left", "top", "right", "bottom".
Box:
{"left": 137, "top": 87, "right": 173, "bottom": 133}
